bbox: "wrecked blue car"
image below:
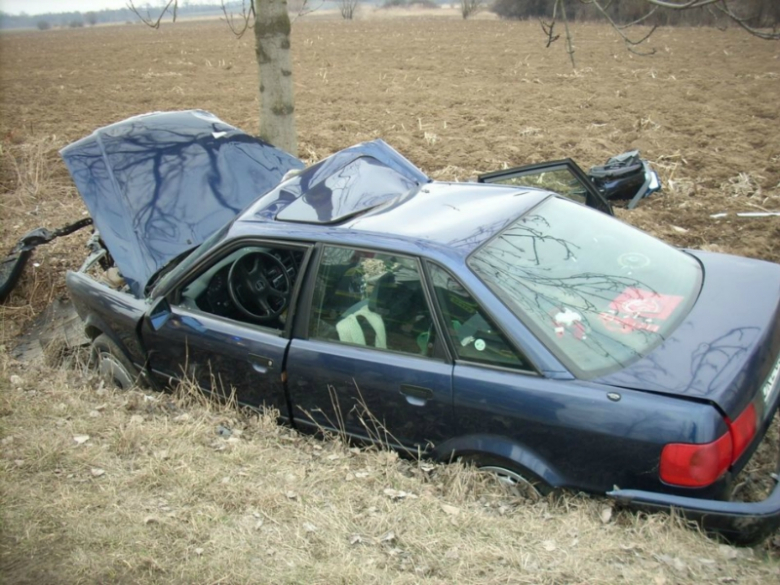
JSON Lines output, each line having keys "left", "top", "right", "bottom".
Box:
{"left": 61, "top": 111, "right": 780, "bottom": 545}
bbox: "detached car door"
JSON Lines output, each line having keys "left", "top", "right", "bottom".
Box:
{"left": 141, "top": 240, "right": 311, "bottom": 419}
{"left": 478, "top": 159, "right": 613, "bottom": 215}
{"left": 285, "top": 245, "right": 453, "bottom": 452}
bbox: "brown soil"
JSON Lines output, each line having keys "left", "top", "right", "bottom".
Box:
{"left": 2, "top": 19, "right": 779, "bottom": 283}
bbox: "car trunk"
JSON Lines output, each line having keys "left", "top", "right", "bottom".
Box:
{"left": 598, "top": 250, "right": 780, "bottom": 422}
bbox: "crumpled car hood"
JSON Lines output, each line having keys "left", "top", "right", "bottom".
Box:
{"left": 60, "top": 110, "right": 303, "bottom": 297}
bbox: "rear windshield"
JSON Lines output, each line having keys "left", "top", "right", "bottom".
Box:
{"left": 469, "top": 197, "right": 702, "bottom": 378}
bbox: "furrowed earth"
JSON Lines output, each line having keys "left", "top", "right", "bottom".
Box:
{"left": 1, "top": 10, "right": 780, "bottom": 584}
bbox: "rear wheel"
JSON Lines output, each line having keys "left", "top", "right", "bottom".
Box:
{"left": 459, "top": 454, "right": 552, "bottom": 500}
{"left": 91, "top": 334, "right": 139, "bottom": 390}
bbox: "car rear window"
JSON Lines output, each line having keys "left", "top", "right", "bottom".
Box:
{"left": 469, "top": 197, "right": 702, "bottom": 378}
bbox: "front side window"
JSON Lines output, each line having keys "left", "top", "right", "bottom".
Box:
{"left": 310, "top": 246, "right": 437, "bottom": 357}
{"left": 469, "top": 197, "right": 701, "bottom": 378}
{"left": 428, "top": 264, "right": 532, "bottom": 370}
{"left": 177, "top": 244, "right": 305, "bottom": 330}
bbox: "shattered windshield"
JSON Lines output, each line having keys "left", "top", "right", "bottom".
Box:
{"left": 469, "top": 197, "right": 702, "bottom": 378}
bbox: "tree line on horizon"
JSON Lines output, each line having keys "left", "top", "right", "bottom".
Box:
{"left": 491, "top": 0, "right": 780, "bottom": 27}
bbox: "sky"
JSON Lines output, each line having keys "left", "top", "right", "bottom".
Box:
{"left": 0, "top": 1, "right": 206, "bottom": 16}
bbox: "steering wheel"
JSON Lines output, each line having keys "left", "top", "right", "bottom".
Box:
{"left": 227, "top": 251, "right": 291, "bottom": 323}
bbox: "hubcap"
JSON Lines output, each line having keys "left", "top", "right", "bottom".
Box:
{"left": 479, "top": 465, "right": 543, "bottom": 500}
{"left": 97, "top": 352, "right": 133, "bottom": 390}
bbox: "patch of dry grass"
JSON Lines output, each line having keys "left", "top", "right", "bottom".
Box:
{"left": 2, "top": 356, "right": 779, "bottom": 585}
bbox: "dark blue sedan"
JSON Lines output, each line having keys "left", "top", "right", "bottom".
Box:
{"left": 62, "top": 111, "right": 780, "bottom": 545}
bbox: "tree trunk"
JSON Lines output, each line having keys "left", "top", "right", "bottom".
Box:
{"left": 254, "top": 0, "right": 297, "bottom": 156}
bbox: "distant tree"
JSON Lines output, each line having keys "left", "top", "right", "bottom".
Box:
{"left": 492, "top": 0, "right": 779, "bottom": 66}
{"left": 36, "top": 19, "right": 51, "bottom": 30}
{"left": 85, "top": 12, "right": 98, "bottom": 26}
{"left": 461, "top": 0, "right": 483, "bottom": 19}
{"left": 69, "top": 19, "right": 84, "bottom": 28}
{"left": 492, "top": 0, "right": 550, "bottom": 20}
{"left": 340, "top": 0, "right": 359, "bottom": 19}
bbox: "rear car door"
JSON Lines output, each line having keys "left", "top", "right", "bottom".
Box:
{"left": 478, "top": 159, "right": 613, "bottom": 215}
{"left": 141, "top": 240, "right": 311, "bottom": 419}
{"left": 285, "top": 245, "right": 453, "bottom": 452}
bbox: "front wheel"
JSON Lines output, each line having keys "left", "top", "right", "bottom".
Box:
{"left": 459, "top": 454, "right": 552, "bottom": 500}
{"left": 90, "top": 334, "right": 140, "bottom": 390}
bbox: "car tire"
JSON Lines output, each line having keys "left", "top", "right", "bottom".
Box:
{"left": 459, "top": 454, "right": 553, "bottom": 500}
{"left": 91, "top": 334, "right": 139, "bottom": 390}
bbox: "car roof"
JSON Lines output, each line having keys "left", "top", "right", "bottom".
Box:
{"left": 233, "top": 180, "right": 551, "bottom": 259}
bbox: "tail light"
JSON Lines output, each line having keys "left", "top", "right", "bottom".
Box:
{"left": 660, "top": 402, "right": 758, "bottom": 488}
{"left": 726, "top": 402, "right": 757, "bottom": 463}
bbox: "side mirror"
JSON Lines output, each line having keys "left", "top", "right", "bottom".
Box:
{"left": 148, "top": 297, "right": 172, "bottom": 331}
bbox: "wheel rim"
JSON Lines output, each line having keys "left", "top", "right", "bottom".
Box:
{"left": 479, "top": 465, "right": 543, "bottom": 500}
{"left": 96, "top": 351, "right": 134, "bottom": 390}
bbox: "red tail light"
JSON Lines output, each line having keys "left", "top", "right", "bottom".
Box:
{"left": 726, "top": 402, "right": 757, "bottom": 463}
{"left": 660, "top": 433, "right": 732, "bottom": 487}
{"left": 660, "top": 402, "right": 758, "bottom": 488}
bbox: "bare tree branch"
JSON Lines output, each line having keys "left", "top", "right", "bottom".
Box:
{"left": 127, "top": 0, "right": 178, "bottom": 29}
{"left": 559, "top": 0, "right": 576, "bottom": 68}
{"left": 292, "top": 0, "right": 325, "bottom": 24}
{"left": 220, "top": 0, "right": 255, "bottom": 39}
{"left": 590, "top": 0, "right": 658, "bottom": 55}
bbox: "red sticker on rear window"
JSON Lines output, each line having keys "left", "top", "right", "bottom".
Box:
{"left": 599, "top": 287, "right": 683, "bottom": 334}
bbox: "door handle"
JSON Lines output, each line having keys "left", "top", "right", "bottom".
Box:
{"left": 249, "top": 354, "right": 273, "bottom": 375}
{"left": 400, "top": 384, "right": 433, "bottom": 406}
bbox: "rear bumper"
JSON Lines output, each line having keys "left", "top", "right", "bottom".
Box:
{"left": 608, "top": 473, "right": 780, "bottom": 545}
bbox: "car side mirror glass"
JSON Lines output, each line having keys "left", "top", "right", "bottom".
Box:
{"left": 149, "top": 297, "right": 172, "bottom": 331}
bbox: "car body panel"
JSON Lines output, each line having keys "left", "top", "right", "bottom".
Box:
{"left": 141, "top": 306, "right": 291, "bottom": 418}
{"left": 60, "top": 110, "right": 303, "bottom": 297}
{"left": 445, "top": 363, "right": 729, "bottom": 495}
{"left": 598, "top": 251, "right": 780, "bottom": 419}
{"left": 67, "top": 270, "right": 147, "bottom": 368}
{"left": 245, "top": 139, "right": 429, "bottom": 224}
{"left": 286, "top": 339, "right": 454, "bottom": 449}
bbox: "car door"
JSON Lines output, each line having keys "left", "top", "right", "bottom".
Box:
{"left": 141, "top": 240, "right": 311, "bottom": 419}
{"left": 285, "top": 245, "right": 453, "bottom": 452}
{"left": 478, "top": 159, "right": 613, "bottom": 215}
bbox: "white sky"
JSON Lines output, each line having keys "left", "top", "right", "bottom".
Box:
{"left": 0, "top": 1, "right": 209, "bottom": 16}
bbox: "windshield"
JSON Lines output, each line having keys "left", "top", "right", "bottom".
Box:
{"left": 469, "top": 197, "right": 702, "bottom": 378}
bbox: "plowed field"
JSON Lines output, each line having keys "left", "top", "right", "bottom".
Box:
{"left": 1, "top": 15, "right": 779, "bottom": 317}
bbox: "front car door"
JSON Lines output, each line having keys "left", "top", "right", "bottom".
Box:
{"left": 478, "top": 159, "right": 613, "bottom": 215}
{"left": 285, "top": 245, "right": 453, "bottom": 452}
{"left": 141, "top": 240, "right": 311, "bottom": 419}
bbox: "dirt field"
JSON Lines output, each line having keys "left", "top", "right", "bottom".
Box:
{"left": 1, "top": 12, "right": 780, "bottom": 584}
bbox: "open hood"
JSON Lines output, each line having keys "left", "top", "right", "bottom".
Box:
{"left": 60, "top": 110, "right": 303, "bottom": 297}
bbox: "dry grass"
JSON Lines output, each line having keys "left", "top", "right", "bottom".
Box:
{"left": 2, "top": 356, "right": 779, "bottom": 585}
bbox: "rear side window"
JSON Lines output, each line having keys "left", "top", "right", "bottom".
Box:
{"left": 428, "top": 264, "right": 532, "bottom": 370}
{"left": 309, "top": 246, "right": 438, "bottom": 357}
